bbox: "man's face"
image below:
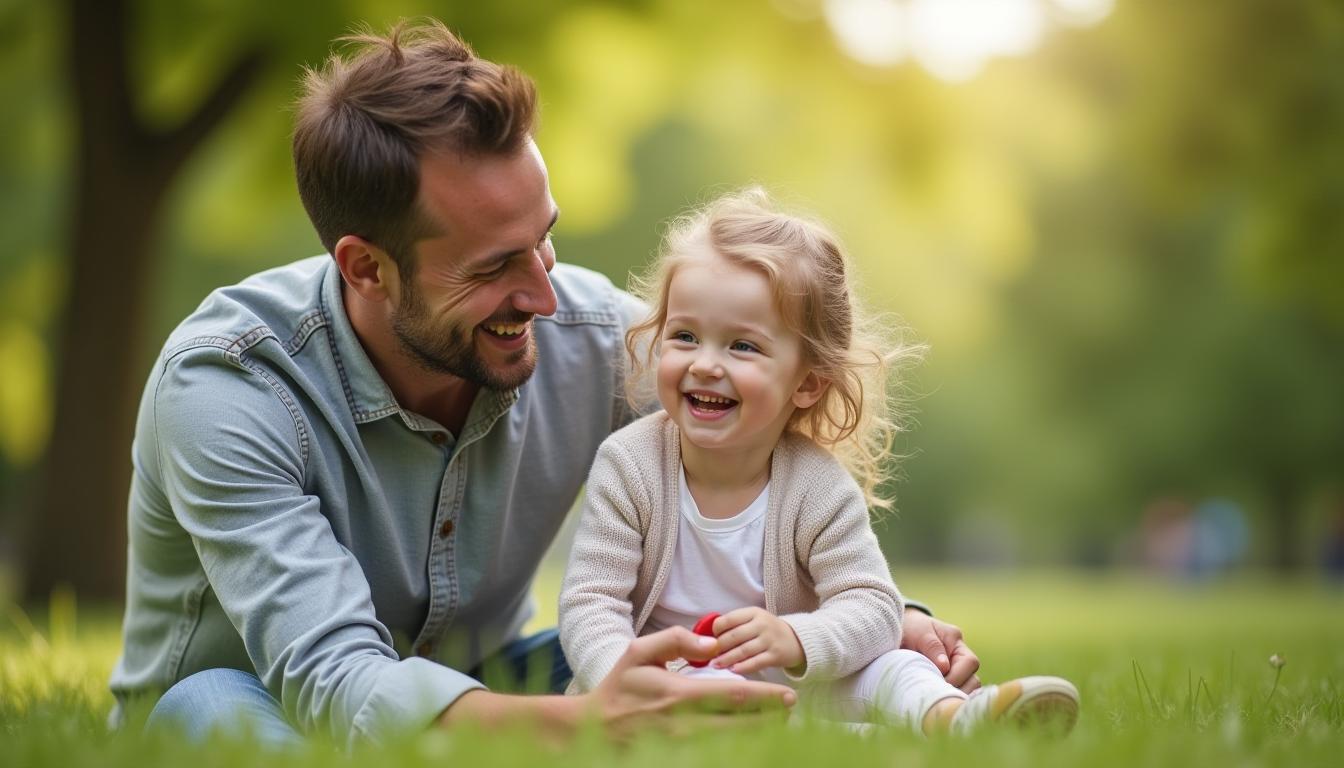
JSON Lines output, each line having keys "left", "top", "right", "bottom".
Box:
{"left": 391, "top": 141, "right": 559, "bottom": 390}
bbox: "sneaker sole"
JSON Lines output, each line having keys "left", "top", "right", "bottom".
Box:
{"left": 997, "top": 677, "right": 1080, "bottom": 734}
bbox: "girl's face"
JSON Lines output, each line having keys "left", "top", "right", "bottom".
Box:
{"left": 656, "top": 254, "right": 822, "bottom": 459}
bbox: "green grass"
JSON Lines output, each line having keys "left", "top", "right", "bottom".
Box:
{"left": 3, "top": 570, "right": 1343, "bottom": 766}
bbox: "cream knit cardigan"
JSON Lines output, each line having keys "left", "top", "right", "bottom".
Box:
{"left": 559, "top": 411, "right": 904, "bottom": 693}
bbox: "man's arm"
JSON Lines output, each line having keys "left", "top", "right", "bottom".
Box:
{"left": 152, "top": 350, "right": 483, "bottom": 745}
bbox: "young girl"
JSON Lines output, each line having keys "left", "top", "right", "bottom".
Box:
{"left": 559, "top": 189, "right": 1078, "bottom": 735}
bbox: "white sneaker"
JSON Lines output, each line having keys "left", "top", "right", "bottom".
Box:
{"left": 950, "top": 676, "right": 1080, "bottom": 735}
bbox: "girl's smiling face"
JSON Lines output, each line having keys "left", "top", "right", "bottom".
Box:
{"left": 656, "top": 254, "right": 824, "bottom": 459}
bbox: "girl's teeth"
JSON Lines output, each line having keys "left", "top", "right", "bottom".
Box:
{"left": 691, "top": 394, "right": 732, "bottom": 405}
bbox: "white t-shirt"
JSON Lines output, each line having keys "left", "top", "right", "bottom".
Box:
{"left": 644, "top": 467, "right": 770, "bottom": 634}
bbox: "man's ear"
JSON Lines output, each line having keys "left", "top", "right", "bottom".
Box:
{"left": 333, "top": 235, "right": 399, "bottom": 303}
{"left": 792, "top": 370, "right": 829, "bottom": 410}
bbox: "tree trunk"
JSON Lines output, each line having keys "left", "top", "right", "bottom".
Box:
{"left": 1267, "top": 477, "right": 1302, "bottom": 572}
{"left": 23, "top": 150, "right": 163, "bottom": 603}
{"left": 23, "top": 0, "right": 263, "bottom": 603}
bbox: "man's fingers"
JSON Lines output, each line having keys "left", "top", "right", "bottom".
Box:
{"left": 624, "top": 626, "right": 718, "bottom": 666}
{"left": 943, "top": 639, "right": 980, "bottom": 688}
{"left": 916, "top": 631, "right": 951, "bottom": 675}
{"left": 931, "top": 618, "right": 967, "bottom": 676}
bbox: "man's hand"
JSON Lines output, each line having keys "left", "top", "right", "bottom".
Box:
{"left": 587, "top": 626, "right": 796, "bottom": 738}
{"left": 442, "top": 628, "right": 794, "bottom": 741}
{"left": 707, "top": 607, "right": 805, "bottom": 675}
{"left": 900, "top": 609, "right": 981, "bottom": 692}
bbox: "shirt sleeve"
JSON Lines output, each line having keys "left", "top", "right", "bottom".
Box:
{"left": 778, "top": 465, "right": 904, "bottom": 683}
{"left": 151, "top": 348, "right": 482, "bottom": 747}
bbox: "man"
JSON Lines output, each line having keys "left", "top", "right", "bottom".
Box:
{"left": 110, "top": 20, "right": 979, "bottom": 747}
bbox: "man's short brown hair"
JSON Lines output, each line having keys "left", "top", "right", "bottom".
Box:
{"left": 293, "top": 19, "right": 537, "bottom": 272}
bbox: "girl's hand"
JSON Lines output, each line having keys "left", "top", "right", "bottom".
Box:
{"left": 709, "top": 607, "right": 805, "bottom": 675}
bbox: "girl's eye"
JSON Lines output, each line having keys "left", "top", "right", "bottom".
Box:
{"left": 673, "top": 331, "right": 697, "bottom": 344}
{"left": 731, "top": 341, "right": 758, "bottom": 353}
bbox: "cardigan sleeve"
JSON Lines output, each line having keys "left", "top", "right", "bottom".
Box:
{"left": 777, "top": 469, "right": 903, "bottom": 683}
{"left": 558, "top": 439, "right": 648, "bottom": 693}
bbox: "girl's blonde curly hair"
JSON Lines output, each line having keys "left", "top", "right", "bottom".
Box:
{"left": 625, "top": 188, "right": 923, "bottom": 511}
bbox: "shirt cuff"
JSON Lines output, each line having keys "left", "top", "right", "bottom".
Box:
{"left": 903, "top": 598, "right": 933, "bottom": 617}
{"left": 349, "top": 657, "right": 485, "bottom": 747}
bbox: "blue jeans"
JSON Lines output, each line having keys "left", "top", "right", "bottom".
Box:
{"left": 146, "top": 628, "right": 571, "bottom": 746}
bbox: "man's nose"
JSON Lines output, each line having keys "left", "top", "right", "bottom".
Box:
{"left": 515, "top": 243, "right": 558, "bottom": 317}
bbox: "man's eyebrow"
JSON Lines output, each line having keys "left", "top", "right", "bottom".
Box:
{"left": 474, "top": 208, "right": 560, "bottom": 270}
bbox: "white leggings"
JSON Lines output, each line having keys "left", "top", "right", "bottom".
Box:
{"left": 681, "top": 648, "right": 966, "bottom": 729}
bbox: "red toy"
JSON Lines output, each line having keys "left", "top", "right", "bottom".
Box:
{"left": 686, "top": 612, "right": 721, "bottom": 668}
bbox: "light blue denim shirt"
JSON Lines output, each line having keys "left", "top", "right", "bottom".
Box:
{"left": 110, "top": 256, "right": 646, "bottom": 746}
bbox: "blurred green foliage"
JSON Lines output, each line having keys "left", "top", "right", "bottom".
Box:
{"left": 1, "top": 0, "right": 1341, "bottom": 571}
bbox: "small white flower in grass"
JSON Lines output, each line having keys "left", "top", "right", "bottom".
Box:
{"left": 1266, "top": 653, "right": 1286, "bottom": 702}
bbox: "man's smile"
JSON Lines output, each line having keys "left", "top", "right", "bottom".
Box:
{"left": 478, "top": 318, "right": 533, "bottom": 351}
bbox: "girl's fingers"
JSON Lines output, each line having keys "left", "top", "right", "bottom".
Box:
{"left": 711, "top": 608, "right": 759, "bottom": 636}
{"left": 713, "top": 620, "right": 764, "bottom": 657}
{"left": 712, "top": 637, "right": 766, "bottom": 669}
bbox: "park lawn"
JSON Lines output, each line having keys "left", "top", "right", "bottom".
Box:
{"left": 3, "top": 569, "right": 1342, "bottom": 767}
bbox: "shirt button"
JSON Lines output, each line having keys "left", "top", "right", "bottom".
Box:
{"left": 416, "top": 643, "right": 433, "bottom": 657}
{"left": 430, "top": 432, "right": 447, "bottom": 445}
{"left": 439, "top": 518, "right": 455, "bottom": 538}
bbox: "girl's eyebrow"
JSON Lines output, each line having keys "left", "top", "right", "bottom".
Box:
{"left": 730, "top": 323, "right": 775, "bottom": 343}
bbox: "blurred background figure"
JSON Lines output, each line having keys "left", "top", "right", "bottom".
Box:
{"left": 1139, "top": 498, "right": 1195, "bottom": 577}
{"left": 1139, "top": 498, "right": 1249, "bottom": 580}
{"left": 1188, "top": 499, "right": 1249, "bottom": 579}
{"left": 1323, "top": 500, "right": 1344, "bottom": 583}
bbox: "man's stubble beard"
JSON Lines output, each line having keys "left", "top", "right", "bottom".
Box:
{"left": 391, "top": 280, "right": 538, "bottom": 391}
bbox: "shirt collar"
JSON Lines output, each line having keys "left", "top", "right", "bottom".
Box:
{"left": 321, "top": 260, "right": 401, "bottom": 423}
{"left": 319, "top": 259, "right": 520, "bottom": 434}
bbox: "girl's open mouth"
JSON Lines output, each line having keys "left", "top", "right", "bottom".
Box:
{"left": 685, "top": 392, "right": 738, "bottom": 419}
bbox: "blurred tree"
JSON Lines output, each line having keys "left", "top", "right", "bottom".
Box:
{"left": 23, "top": 0, "right": 267, "bottom": 601}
